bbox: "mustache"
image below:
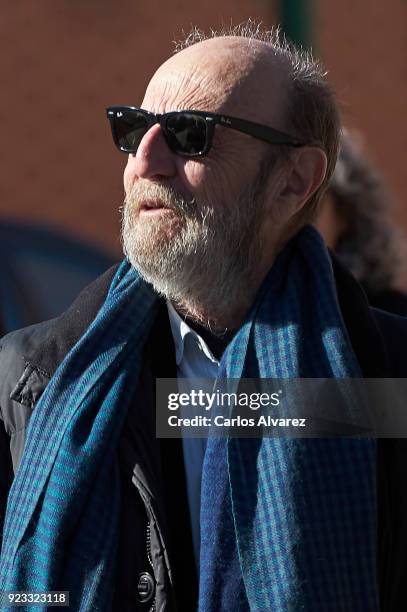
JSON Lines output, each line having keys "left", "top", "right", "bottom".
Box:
{"left": 124, "top": 182, "right": 196, "bottom": 215}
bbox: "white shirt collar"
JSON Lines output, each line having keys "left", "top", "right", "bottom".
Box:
{"left": 166, "top": 300, "right": 219, "bottom": 365}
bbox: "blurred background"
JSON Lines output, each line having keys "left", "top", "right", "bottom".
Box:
{"left": 0, "top": 0, "right": 406, "bottom": 329}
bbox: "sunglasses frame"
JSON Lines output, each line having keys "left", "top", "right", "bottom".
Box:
{"left": 106, "top": 105, "right": 305, "bottom": 157}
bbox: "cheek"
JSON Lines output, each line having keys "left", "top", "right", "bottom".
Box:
{"left": 175, "top": 159, "right": 218, "bottom": 205}
{"left": 177, "top": 159, "right": 205, "bottom": 191}
{"left": 178, "top": 158, "right": 240, "bottom": 208}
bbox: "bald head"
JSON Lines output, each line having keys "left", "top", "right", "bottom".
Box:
{"left": 142, "top": 36, "right": 291, "bottom": 133}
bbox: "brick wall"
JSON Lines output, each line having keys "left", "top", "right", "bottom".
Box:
{"left": 319, "top": 0, "right": 407, "bottom": 233}
{"left": 0, "top": 1, "right": 405, "bottom": 260}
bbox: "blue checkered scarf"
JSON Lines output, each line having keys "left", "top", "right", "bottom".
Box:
{"left": 0, "top": 262, "right": 160, "bottom": 611}
{"left": 199, "top": 226, "right": 378, "bottom": 611}
{"left": 0, "top": 226, "right": 377, "bottom": 612}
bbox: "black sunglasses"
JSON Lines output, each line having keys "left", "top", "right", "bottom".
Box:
{"left": 106, "top": 105, "right": 304, "bottom": 158}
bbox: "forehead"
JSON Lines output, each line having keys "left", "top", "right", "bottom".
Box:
{"left": 142, "top": 68, "right": 228, "bottom": 114}
{"left": 141, "top": 38, "right": 288, "bottom": 125}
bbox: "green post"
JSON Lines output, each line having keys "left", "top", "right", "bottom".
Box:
{"left": 279, "top": 0, "right": 313, "bottom": 49}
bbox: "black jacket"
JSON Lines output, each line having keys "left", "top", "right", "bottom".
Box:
{"left": 1, "top": 257, "right": 407, "bottom": 611}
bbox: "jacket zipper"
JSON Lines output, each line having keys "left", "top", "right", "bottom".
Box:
{"left": 146, "top": 521, "right": 156, "bottom": 612}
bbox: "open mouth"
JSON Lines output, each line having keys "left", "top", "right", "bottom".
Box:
{"left": 139, "top": 199, "right": 172, "bottom": 213}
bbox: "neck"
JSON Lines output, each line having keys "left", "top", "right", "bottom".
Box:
{"left": 172, "top": 299, "right": 249, "bottom": 335}
{"left": 171, "top": 258, "right": 275, "bottom": 334}
{"left": 182, "top": 315, "right": 237, "bottom": 361}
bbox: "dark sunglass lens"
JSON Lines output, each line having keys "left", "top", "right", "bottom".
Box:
{"left": 114, "top": 110, "right": 149, "bottom": 152}
{"left": 165, "top": 113, "right": 207, "bottom": 155}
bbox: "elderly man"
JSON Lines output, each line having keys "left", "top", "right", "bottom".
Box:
{"left": 1, "top": 25, "right": 407, "bottom": 612}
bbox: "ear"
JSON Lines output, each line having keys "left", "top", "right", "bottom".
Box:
{"left": 277, "top": 147, "right": 328, "bottom": 214}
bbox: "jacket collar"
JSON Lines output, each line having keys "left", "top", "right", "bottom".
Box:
{"left": 25, "top": 264, "right": 120, "bottom": 379}
{"left": 10, "top": 264, "right": 120, "bottom": 408}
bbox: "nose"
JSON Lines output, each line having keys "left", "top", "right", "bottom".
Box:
{"left": 124, "top": 123, "right": 178, "bottom": 188}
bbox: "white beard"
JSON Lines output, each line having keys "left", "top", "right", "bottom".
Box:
{"left": 121, "top": 171, "right": 269, "bottom": 327}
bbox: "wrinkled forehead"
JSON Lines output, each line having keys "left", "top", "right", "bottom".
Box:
{"left": 141, "top": 37, "right": 289, "bottom": 126}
